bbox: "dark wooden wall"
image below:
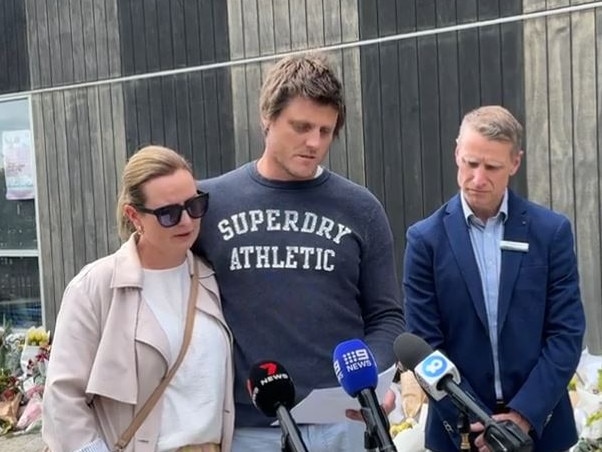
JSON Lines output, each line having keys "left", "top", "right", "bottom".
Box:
{"left": 22, "top": 0, "right": 124, "bottom": 331}
{"left": 20, "top": 0, "right": 235, "bottom": 332}
{"left": 31, "top": 87, "right": 127, "bottom": 327}
{"left": 122, "top": 74, "right": 235, "bottom": 179}
{"left": 358, "top": 0, "right": 526, "bottom": 267}
{"left": 117, "top": 0, "right": 234, "bottom": 177}
{"left": 6, "top": 0, "right": 601, "bottom": 351}
{"left": 0, "top": 0, "right": 30, "bottom": 94}
{"left": 25, "top": 0, "right": 121, "bottom": 88}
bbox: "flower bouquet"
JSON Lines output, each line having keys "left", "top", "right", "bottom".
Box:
{"left": 0, "top": 320, "right": 24, "bottom": 435}
{"left": 20, "top": 326, "right": 50, "bottom": 376}
{"left": 572, "top": 349, "right": 602, "bottom": 451}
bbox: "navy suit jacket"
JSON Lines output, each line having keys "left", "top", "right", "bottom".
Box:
{"left": 403, "top": 191, "right": 585, "bottom": 452}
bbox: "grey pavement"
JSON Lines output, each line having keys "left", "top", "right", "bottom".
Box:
{"left": 0, "top": 431, "right": 44, "bottom": 452}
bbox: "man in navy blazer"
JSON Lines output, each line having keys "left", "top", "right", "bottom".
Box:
{"left": 403, "top": 106, "right": 585, "bottom": 452}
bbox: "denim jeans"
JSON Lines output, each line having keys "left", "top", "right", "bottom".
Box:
{"left": 232, "top": 421, "right": 366, "bottom": 452}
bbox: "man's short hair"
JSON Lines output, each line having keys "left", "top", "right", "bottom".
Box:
{"left": 260, "top": 53, "right": 346, "bottom": 136}
{"left": 459, "top": 105, "right": 523, "bottom": 154}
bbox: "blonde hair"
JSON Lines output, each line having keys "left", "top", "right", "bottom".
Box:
{"left": 260, "top": 53, "right": 346, "bottom": 136}
{"left": 459, "top": 105, "right": 523, "bottom": 154}
{"left": 116, "top": 145, "right": 192, "bottom": 240}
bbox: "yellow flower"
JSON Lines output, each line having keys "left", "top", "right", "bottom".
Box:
{"left": 25, "top": 326, "right": 50, "bottom": 346}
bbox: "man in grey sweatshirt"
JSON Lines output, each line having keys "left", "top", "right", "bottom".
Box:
{"left": 193, "top": 53, "right": 405, "bottom": 452}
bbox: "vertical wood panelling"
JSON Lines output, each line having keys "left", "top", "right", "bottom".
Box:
{"left": 93, "top": 0, "right": 109, "bottom": 80}
{"left": 75, "top": 90, "right": 98, "bottom": 263}
{"left": 0, "top": 3, "right": 6, "bottom": 90}
{"left": 290, "top": 0, "right": 309, "bottom": 49}
{"left": 16, "top": 0, "right": 602, "bottom": 351}
{"left": 457, "top": 7, "right": 481, "bottom": 114}
{"left": 40, "top": 93, "right": 64, "bottom": 327}
{"left": 70, "top": 0, "right": 86, "bottom": 83}
{"left": 57, "top": 0, "right": 74, "bottom": 82}
{"left": 88, "top": 89, "right": 110, "bottom": 257}
{"left": 46, "top": 1, "right": 62, "bottom": 86}
{"left": 98, "top": 85, "right": 122, "bottom": 251}
{"left": 341, "top": 0, "right": 365, "bottom": 186}
{"left": 595, "top": 8, "right": 602, "bottom": 354}
{"left": 572, "top": 10, "right": 601, "bottom": 352}
{"left": 26, "top": 0, "right": 126, "bottom": 329}
{"left": 119, "top": 0, "right": 234, "bottom": 178}
{"left": 524, "top": 17, "right": 550, "bottom": 206}
{"left": 35, "top": 0, "right": 52, "bottom": 88}
{"left": 436, "top": 2, "right": 461, "bottom": 201}
{"left": 82, "top": 0, "right": 98, "bottom": 80}
{"left": 201, "top": 73, "right": 222, "bottom": 175}
{"left": 31, "top": 96, "right": 54, "bottom": 327}
{"left": 359, "top": 0, "right": 384, "bottom": 203}
{"left": 51, "top": 91, "right": 75, "bottom": 285}
{"left": 397, "top": 0, "right": 423, "bottom": 232}
{"left": 63, "top": 90, "right": 85, "bottom": 273}
{"left": 35, "top": 87, "right": 126, "bottom": 332}
{"left": 548, "top": 13, "right": 575, "bottom": 222}
{"left": 360, "top": 0, "right": 525, "bottom": 267}
{"left": 524, "top": 0, "right": 602, "bottom": 352}
{"left": 25, "top": 0, "right": 41, "bottom": 91}
{"left": 500, "top": 21, "right": 524, "bottom": 131}
{"left": 123, "top": 72, "right": 235, "bottom": 179}
{"left": 479, "top": 25, "right": 503, "bottom": 105}
{"left": 228, "top": 0, "right": 251, "bottom": 166}
{"left": 25, "top": 0, "right": 120, "bottom": 88}
{"left": 0, "top": 0, "right": 30, "bottom": 94}
{"left": 111, "top": 85, "right": 127, "bottom": 201}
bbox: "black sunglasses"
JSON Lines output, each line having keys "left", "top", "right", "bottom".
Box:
{"left": 136, "top": 191, "right": 209, "bottom": 228}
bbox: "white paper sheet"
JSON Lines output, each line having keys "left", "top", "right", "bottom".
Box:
{"left": 272, "top": 365, "right": 397, "bottom": 425}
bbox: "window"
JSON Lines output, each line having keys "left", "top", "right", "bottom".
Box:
{"left": 0, "top": 97, "right": 42, "bottom": 329}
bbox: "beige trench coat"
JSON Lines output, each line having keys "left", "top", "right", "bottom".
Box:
{"left": 42, "top": 235, "right": 234, "bottom": 452}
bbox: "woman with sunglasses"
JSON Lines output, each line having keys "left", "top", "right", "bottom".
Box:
{"left": 42, "top": 146, "right": 234, "bottom": 452}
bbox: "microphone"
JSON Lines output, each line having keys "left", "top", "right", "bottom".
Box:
{"left": 332, "top": 339, "right": 396, "bottom": 452}
{"left": 394, "top": 332, "right": 533, "bottom": 452}
{"left": 393, "top": 332, "right": 460, "bottom": 401}
{"left": 247, "top": 360, "right": 308, "bottom": 452}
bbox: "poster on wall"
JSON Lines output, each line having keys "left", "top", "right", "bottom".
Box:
{"left": 1, "top": 130, "right": 35, "bottom": 200}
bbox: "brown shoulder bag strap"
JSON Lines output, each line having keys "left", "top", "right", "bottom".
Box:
{"left": 113, "top": 259, "right": 199, "bottom": 451}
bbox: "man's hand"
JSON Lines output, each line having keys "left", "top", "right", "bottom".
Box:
{"left": 470, "top": 410, "right": 531, "bottom": 452}
{"left": 345, "top": 388, "right": 396, "bottom": 422}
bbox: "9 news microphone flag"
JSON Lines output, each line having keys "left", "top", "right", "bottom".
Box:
{"left": 332, "top": 339, "right": 396, "bottom": 451}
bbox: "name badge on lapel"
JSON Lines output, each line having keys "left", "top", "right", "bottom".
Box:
{"left": 500, "top": 240, "right": 529, "bottom": 253}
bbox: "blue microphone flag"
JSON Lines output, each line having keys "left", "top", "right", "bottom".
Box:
{"left": 332, "top": 338, "right": 378, "bottom": 397}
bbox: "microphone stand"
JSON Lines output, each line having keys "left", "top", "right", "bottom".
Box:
{"left": 280, "top": 430, "right": 305, "bottom": 452}
{"left": 280, "top": 432, "right": 294, "bottom": 452}
{"left": 360, "top": 406, "right": 396, "bottom": 452}
{"left": 444, "top": 383, "right": 532, "bottom": 452}
{"left": 364, "top": 428, "right": 379, "bottom": 452}
{"left": 277, "top": 406, "right": 309, "bottom": 452}
{"left": 457, "top": 411, "right": 470, "bottom": 451}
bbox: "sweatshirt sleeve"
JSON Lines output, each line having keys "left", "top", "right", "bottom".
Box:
{"left": 359, "top": 201, "right": 406, "bottom": 370}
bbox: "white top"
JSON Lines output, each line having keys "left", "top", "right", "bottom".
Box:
{"left": 142, "top": 262, "right": 229, "bottom": 451}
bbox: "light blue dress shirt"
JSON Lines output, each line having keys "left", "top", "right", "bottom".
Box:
{"left": 460, "top": 189, "right": 508, "bottom": 400}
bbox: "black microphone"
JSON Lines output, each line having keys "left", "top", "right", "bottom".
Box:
{"left": 394, "top": 332, "right": 533, "bottom": 452}
{"left": 332, "top": 339, "right": 396, "bottom": 451}
{"left": 247, "top": 360, "right": 309, "bottom": 452}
